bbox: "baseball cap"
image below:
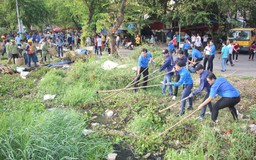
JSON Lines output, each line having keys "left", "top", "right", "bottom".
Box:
{"left": 162, "top": 49, "right": 169, "bottom": 54}
{"left": 195, "top": 64, "right": 204, "bottom": 71}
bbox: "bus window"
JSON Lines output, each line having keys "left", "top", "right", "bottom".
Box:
{"left": 229, "top": 30, "right": 250, "bottom": 41}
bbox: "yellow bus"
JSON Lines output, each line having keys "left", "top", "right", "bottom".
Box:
{"left": 228, "top": 28, "right": 256, "bottom": 52}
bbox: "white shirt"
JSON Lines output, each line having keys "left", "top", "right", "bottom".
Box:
{"left": 116, "top": 36, "right": 120, "bottom": 42}
{"left": 203, "top": 35, "right": 208, "bottom": 42}
{"left": 191, "top": 36, "right": 196, "bottom": 42}
{"left": 196, "top": 36, "right": 201, "bottom": 42}
{"left": 227, "top": 44, "right": 234, "bottom": 54}
{"left": 204, "top": 46, "right": 211, "bottom": 55}
{"left": 195, "top": 41, "right": 202, "bottom": 47}
{"left": 97, "top": 37, "right": 102, "bottom": 46}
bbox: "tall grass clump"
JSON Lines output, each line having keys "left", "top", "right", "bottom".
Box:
{"left": 38, "top": 58, "right": 137, "bottom": 107}
{"left": 0, "top": 109, "right": 112, "bottom": 160}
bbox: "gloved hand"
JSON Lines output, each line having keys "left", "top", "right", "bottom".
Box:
{"left": 153, "top": 69, "right": 159, "bottom": 74}
{"left": 189, "top": 93, "right": 194, "bottom": 98}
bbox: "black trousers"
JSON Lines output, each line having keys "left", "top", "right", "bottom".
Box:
{"left": 226, "top": 54, "right": 233, "bottom": 65}
{"left": 207, "top": 55, "right": 214, "bottom": 72}
{"left": 212, "top": 96, "right": 240, "bottom": 122}
{"left": 134, "top": 67, "right": 148, "bottom": 91}
{"left": 249, "top": 50, "right": 255, "bottom": 60}
{"left": 173, "top": 74, "right": 180, "bottom": 96}
{"left": 233, "top": 51, "right": 238, "bottom": 60}
{"left": 203, "top": 55, "right": 210, "bottom": 70}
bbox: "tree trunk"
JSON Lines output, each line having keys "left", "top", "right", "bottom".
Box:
{"left": 108, "top": 0, "right": 127, "bottom": 56}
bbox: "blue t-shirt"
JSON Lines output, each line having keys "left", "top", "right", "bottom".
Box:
{"left": 221, "top": 46, "right": 229, "bottom": 58}
{"left": 182, "top": 42, "right": 190, "bottom": 50}
{"left": 192, "top": 70, "right": 211, "bottom": 95}
{"left": 210, "top": 45, "right": 216, "bottom": 55}
{"left": 171, "top": 67, "right": 193, "bottom": 86}
{"left": 209, "top": 77, "right": 240, "bottom": 98}
{"left": 26, "top": 35, "right": 31, "bottom": 41}
{"left": 138, "top": 52, "right": 152, "bottom": 68}
{"left": 159, "top": 54, "right": 174, "bottom": 73}
{"left": 168, "top": 43, "right": 175, "bottom": 51}
{"left": 191, "top": 48, "right": 203, "bottom": 59}
{"left": 15, "top": 36, "right": 21, "bottom": 45}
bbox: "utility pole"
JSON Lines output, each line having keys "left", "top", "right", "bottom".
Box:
{"left": 16, "top": 0, "right": 23, "bottom": 35}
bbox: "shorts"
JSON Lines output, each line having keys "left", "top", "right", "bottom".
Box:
{"left": 11, "top": 54, "right": 19, "bottom": 58}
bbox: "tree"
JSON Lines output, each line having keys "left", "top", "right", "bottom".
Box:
{"left": 108, "top": 0, "right": 127, "bottom": 56}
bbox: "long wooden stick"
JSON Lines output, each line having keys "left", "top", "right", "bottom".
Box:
{"left": 98, "top": 84, "right": 163, "bottom": 93}
{"left": 159, "top": 96, "right": 191, "bottom": 113}
{"left": 155, "top": 109, "right": 199, "bottom": 139}
{"left": 135, "top": 69, "right": 174, "bottom": 87}
{"left": 224, "top": 70, "right": 237, "bottom": 78}
{"left": 102, "top": 58, "right": 161, "bottom": 101}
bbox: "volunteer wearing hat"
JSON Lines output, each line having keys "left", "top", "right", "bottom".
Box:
{"left": 189, "top": 64, "right": 212, "bottom": 120}
{"left": 26, "top": 39, "right": 37, "bottom": 67}
{"left": 153, "top": 49, "right": 174, "bottom": 96}
{"left": 198, "top": 73, "right": 240, "bottom": 122}
{"left": 134, "top": 48, "right": 153, "bottom": 92}
{"left": 169, "top": 60, "right": 193, "bottom": 116}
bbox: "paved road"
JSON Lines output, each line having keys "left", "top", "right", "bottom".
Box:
{"left": 118, "top": 47, "right": 256, "bottom": 77}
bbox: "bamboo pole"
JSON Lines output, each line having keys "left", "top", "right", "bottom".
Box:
{"left": 159, "top": 96, "right": 191, "bottom": 113}
{"left": 135, "top": 69, "right": 174, "bottom": 87}
{"left": 102, "top": 57, "right": 162, "bottom": 101}
{"left": 98, "top": 84, "right": 163, "bottom": 93}
{"left": 155, "top": 109, "right": 199, "bottom": 139}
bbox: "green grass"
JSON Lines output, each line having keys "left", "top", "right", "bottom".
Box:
{"left": 0, "top": 109, "right": 112, "bottom": 160}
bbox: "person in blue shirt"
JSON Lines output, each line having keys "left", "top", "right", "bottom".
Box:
{"left": 26, "top": 33, "right": 31, "bottom": 42}
{"left": 198, "top": 73, "right": 240, "bottom": 122}
{"left": 188, "top": 43, "right": 203, "bottom": 65}
{"left": 15, "top": 35, "right": 21, "bottom": 46}
{"left": 182, "top": 39, "right": 191, "bottom": 57}
{"left": 153, "top": 49, "right": 174, "bottom": 96}
{"left": 220, "top": 42, "right": 229, "bottom": 72}
{"left": 32, "top": 33, "right": 37, "bottom": 43}
{"left": 134, "top": 48, "right": 153, "bottom": 92}
{"left": 56, "top": 36, "right": 64, "bottom": 57}
{"left": 184, "top": 33, "right": 190, "bottom": 41}
{"left": 172, "top": 50, "right": 187, "bottom": 100}
{"left": 168, "top": 40, "right": 176, "bottom": 54}
{"left": 208, "top": 40, "right": 216, "bottom": 72}
{"left": 189, "top": 64, "right": 212, "bottom": 120}
{"left": 170, "top": 60, "right": 193, "bottom": 116}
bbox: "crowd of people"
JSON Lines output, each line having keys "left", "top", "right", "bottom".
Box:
{"left": 1, "top": 31, "right": 81, "bottom": 67}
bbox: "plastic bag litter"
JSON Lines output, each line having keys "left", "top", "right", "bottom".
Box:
{"left": 20, "top": 71, "right": 30, "bottom": 79}
{"left": 43, "top": 94, "right": 56, "bottom": 101}
{"left": 101, "top": 60, "right": 119, "bottom": 70}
